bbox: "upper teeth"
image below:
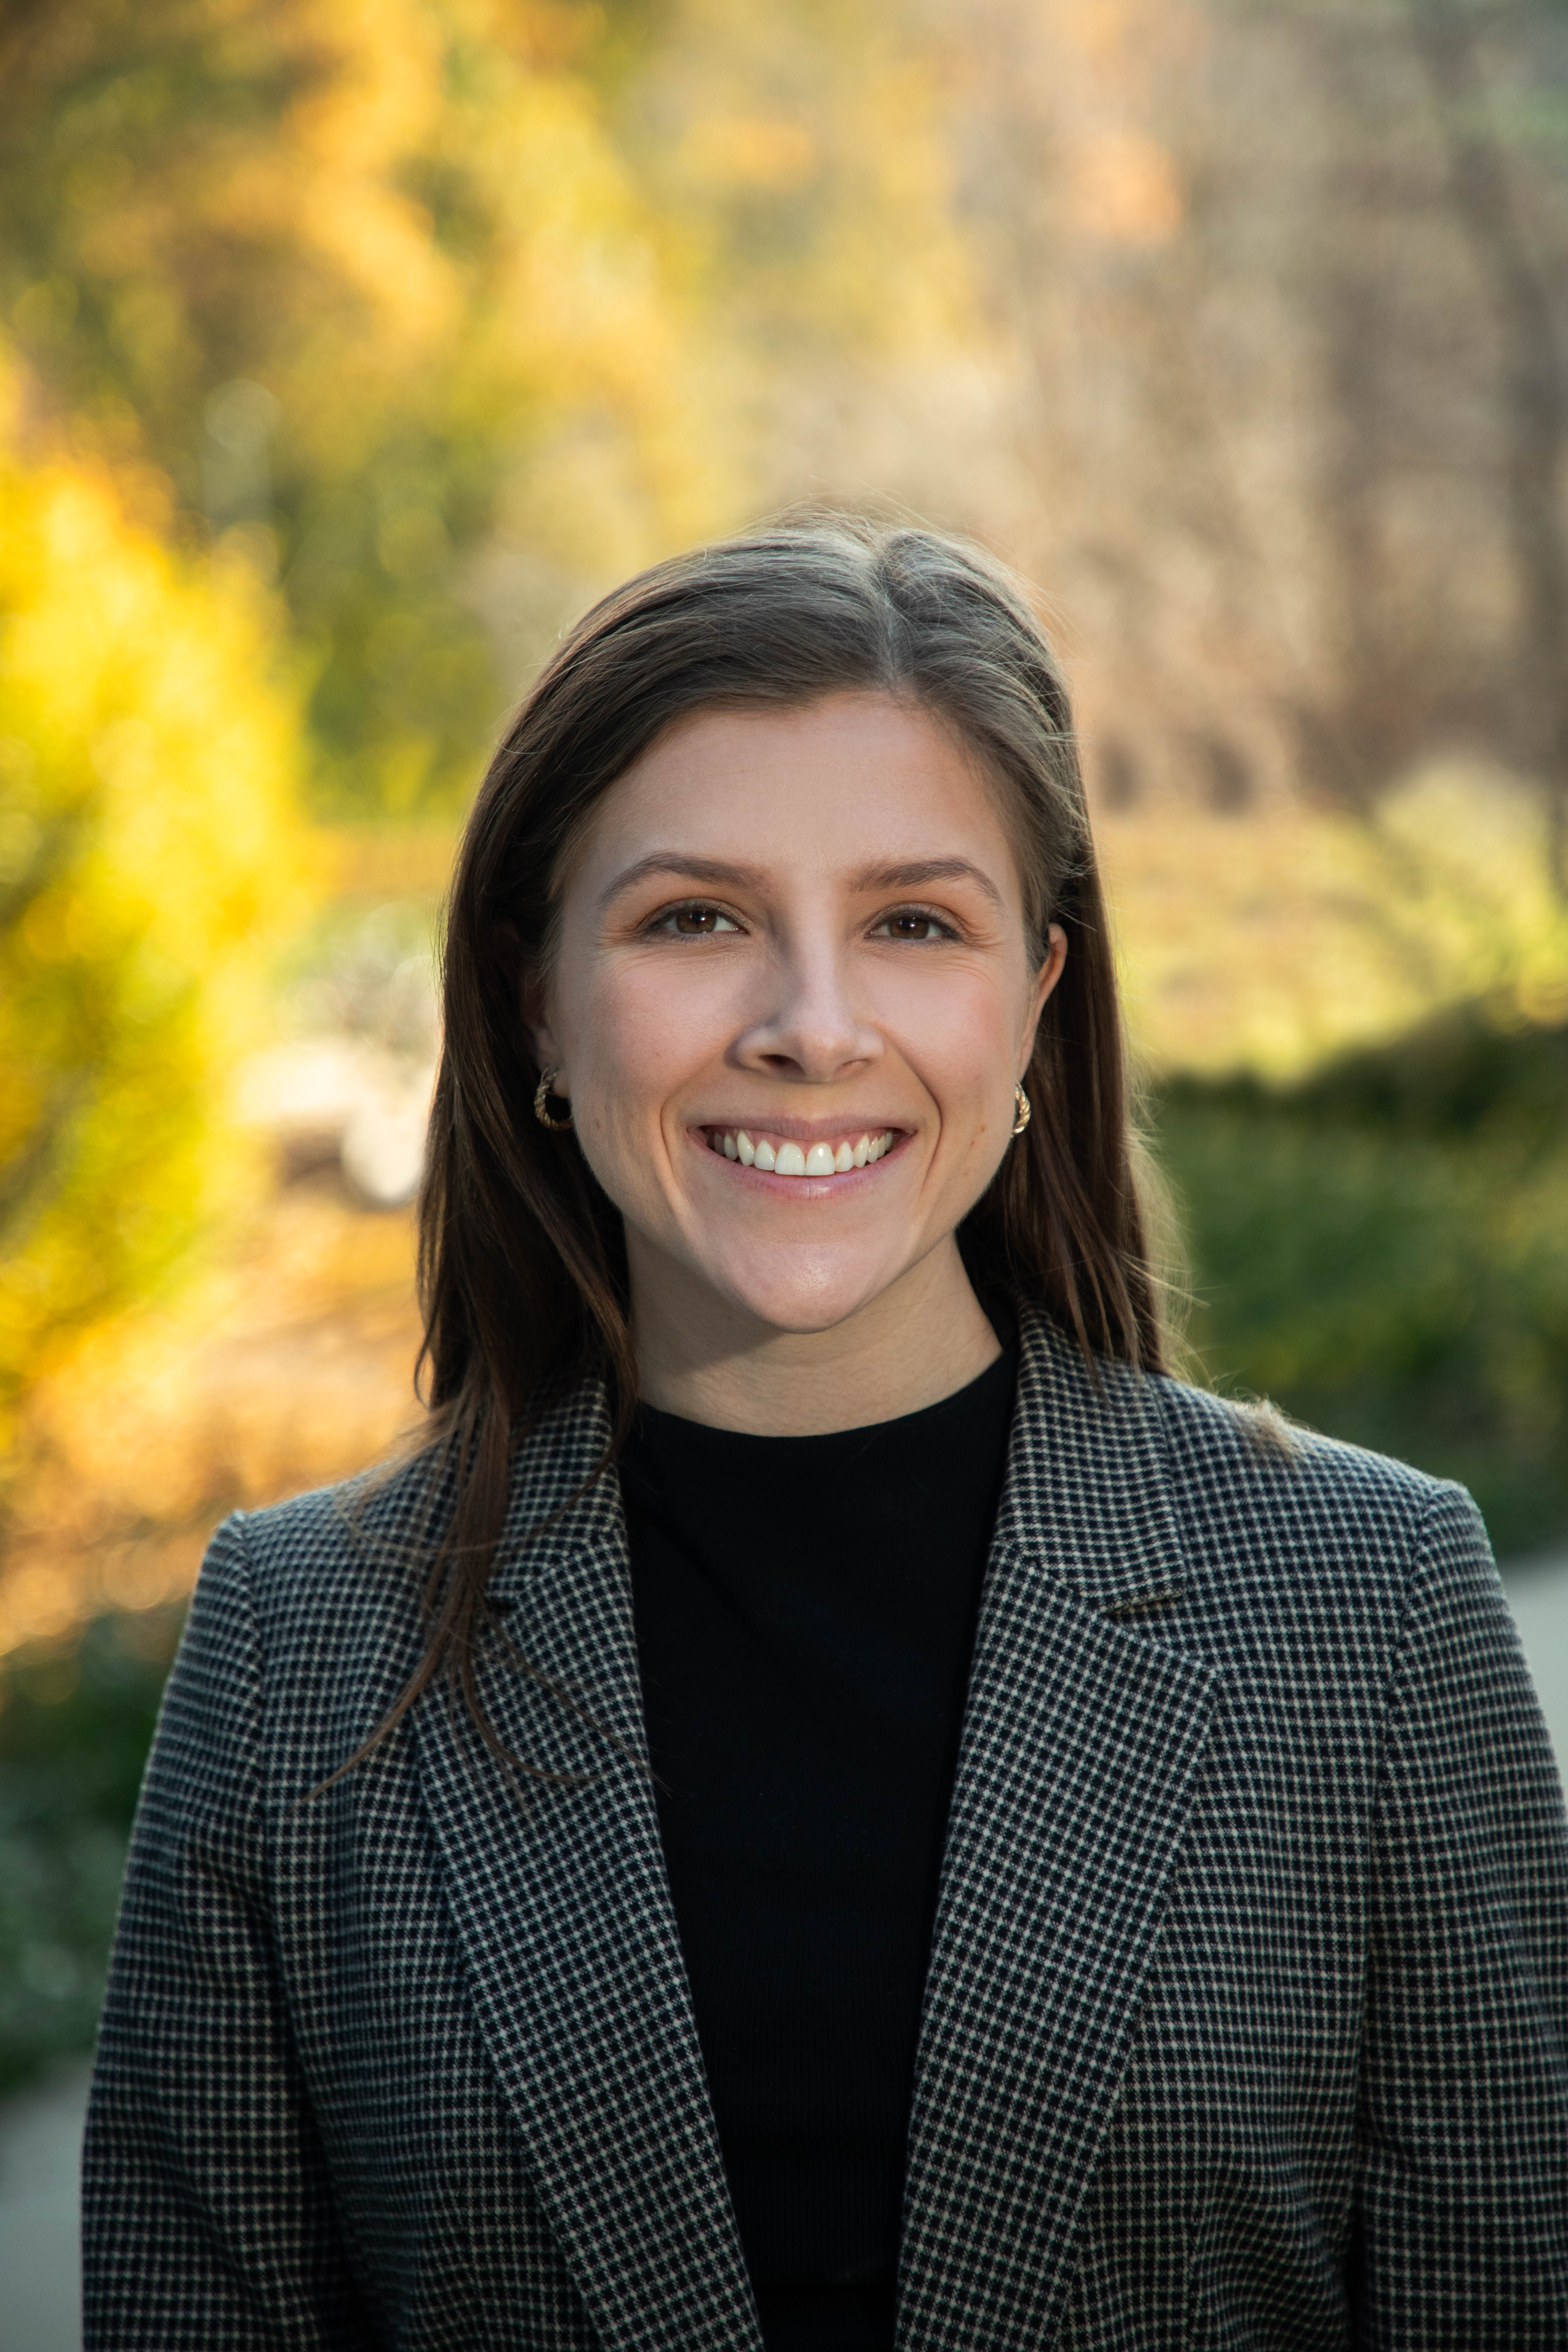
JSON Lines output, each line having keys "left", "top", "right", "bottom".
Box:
{"left": 707, "top": 1128, "right": 896, "bottom": 1175}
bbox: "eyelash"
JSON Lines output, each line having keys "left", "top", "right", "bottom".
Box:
{"left": 646, "top": 902, "right": 742, "bottom": 938}
{"left": 645, "top": 901, "right": 962, "bottom": 944}
{"left": 872, "top": 905, "right": 961, "bottom": 943}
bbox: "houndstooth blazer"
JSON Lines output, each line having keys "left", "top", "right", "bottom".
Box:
{"left": 84, "top": 1311, "right": 1568, "bottom": 2349}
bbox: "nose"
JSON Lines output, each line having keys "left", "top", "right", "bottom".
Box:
{"left": 733, "top": 936, "right": 882, "bottom": 1084}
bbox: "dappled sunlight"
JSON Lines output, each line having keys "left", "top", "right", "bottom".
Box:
{"left": 1103, "top": 764, "right": 1568, "bottom": 1077}
{"left": 1, "top": 1185, "right": 421, "bottom": 1656}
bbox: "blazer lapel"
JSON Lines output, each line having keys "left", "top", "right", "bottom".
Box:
{"left": 896, "top": 1316, "right": 1218, "bottom": 2351}
{"left": 413, "top": 1380, "right": 762, "bottom": 2352}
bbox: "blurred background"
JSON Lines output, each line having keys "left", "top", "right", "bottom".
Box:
{"left": 2, "top": 0, "right": 1568, "bottom": 2329}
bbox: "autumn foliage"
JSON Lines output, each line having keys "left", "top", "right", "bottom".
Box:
{"left": 1, "top": 0, "right": 1567, "bottom": 1658}
{"left": 0, "top": 374, "right": 316, "bottom": 1451}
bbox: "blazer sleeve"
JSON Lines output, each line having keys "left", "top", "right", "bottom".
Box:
{"left": 82, "top": 1514, "right": 373, "bottom": 2349}
{"left": 1353, "top": 1480, "right": 1568, "bottom": 2346}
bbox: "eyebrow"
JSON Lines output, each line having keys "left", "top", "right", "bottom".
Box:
{"left": 598, "top": 851, "right": 1003, "bottom": 911}
{"left": 849, "top": 857, "right": 1003, "bottom": 908}
{"left": 597, "top": 854, "right": 767, "bottom": 910}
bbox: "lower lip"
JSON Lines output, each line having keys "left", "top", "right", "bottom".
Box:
{"left": 691, "top": 1132, "right": 906, "bottom": 1194}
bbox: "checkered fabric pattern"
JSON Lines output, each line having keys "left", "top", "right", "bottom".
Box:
{"left": 83, "top": 1311, "right": 1568, "bottom": 2349}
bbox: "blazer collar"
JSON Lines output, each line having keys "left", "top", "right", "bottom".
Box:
{"left": 413, "top": 1377, "right": 764, "bottom": 2352}
{"left": 895, "top": 1314, "right": 1217, "bottom": 2348}
{"left": 991, "top": 1306, "right": 1187, "bottom": 1611}
{"left": 414, "top": 1315, "right": 1213, "bottom": 2352}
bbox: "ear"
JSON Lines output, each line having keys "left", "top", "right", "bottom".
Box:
{"left": 1022, "top": 922, "right": 1068, "bottom": 1074}
{"left": 520, "top": 975, "right": 564, "bottom": 1078}
{"left": 495, "top": 923, "right": 564, "bottom": 1078}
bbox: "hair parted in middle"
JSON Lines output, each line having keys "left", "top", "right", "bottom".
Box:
{"left": 372, "top": 515, "right": 1173, "bottom": 1768}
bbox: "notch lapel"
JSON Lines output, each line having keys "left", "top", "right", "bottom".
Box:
{"left": 413, "top": 1381, "right": 762, "bottom": 2352}
{"left": 896, "top": 1317, "right": 1218, "bottom": 2350}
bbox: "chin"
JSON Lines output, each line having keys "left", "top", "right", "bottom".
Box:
{"left": 705, "top": 1245, "right": 902, "bottom": 1337}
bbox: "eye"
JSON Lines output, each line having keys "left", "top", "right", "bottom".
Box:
{"left": 650, "top": 901, "right": 742, "bottom": 938}
{"left": 872, "top": 907, "right": 958, "bottom": 943}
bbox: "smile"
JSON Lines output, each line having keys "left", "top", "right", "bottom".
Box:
{"left": 703, "top": 1127, "right": 898, "bottom": 1177}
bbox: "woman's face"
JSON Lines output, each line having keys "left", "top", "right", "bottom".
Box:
{"left": 528, "top": 691, "right": 1065, "bottom": 1343}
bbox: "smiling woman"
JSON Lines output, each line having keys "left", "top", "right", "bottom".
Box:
{"left": 529, "top": 693, "right": 1068, "bottom": 1432}
{"left": 84, "top": 523, "right": 1568, "bottom": 2352}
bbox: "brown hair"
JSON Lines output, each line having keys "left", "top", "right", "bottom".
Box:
{"left": 374, "top": 518, "right": 1168, "bottom": 1771}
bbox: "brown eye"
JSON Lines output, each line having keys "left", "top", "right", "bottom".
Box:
{"left": 876, "top": 910, "right": 951, "bottom": 942}
{"left": 657, "top": 903, "right": 740, "bottom": 937}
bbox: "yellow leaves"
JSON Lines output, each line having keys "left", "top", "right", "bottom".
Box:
{"left": 681, "top": 114, "right": 819, "bottom": 193}
{"left": 644, "top": 3, "right": 980, "bottom": 370}
{"left": 284, "top": 0, "right": 444, "bottom": 178}
{"left": 0, "top": 401, "right": 320, "bottom": 1427}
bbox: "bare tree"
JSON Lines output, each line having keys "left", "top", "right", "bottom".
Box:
{"left": 1406, "top": 0, "right": 1568, "bottom": 887}
{"left": 747, "top": 0, "right": 1568, "bottom": 860}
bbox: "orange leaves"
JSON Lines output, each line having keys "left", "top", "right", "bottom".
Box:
{"left": 0, "top": 1189, "right": 423, "bottom": 1653}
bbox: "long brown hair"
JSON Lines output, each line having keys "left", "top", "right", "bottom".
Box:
{"left": 377, "top": 518, "right": 1168, "bottom": 1768}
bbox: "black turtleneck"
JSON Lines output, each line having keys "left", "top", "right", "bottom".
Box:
{"left": 620, "top": 1341, "right": 1017, "bottom": 2352}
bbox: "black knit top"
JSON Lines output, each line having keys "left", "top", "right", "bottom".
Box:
{"left": 621, "top": 1343, "right": 1017, "bottom": 2351}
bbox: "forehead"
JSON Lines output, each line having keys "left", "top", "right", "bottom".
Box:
{"left": 568, "top": 691, "right": 1022, "bottom": 896}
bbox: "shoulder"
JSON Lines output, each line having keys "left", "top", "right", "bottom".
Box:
{"left": 235, "top": 1448, "right": 441, "bottom": 1580}
{"left": 1151, "top": 1370, "right": 1441, "bottom": 1505}
{"left": 150, "top": 1451, "right": 454, "bottom": 1800}
{"left": 201, "top": 1370, "right": 609, "bottom": 1663}
{"left": 198, "top": 1448, "right": 444, "bottom": 1685}
{"left": 1012, "top": 1310, "right": 1489, "bottom": 1598}
{"left": 1147, "top": 1368, "right": 1491, "bottom": 1590}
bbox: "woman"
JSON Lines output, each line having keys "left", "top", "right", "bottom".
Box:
{"left": 84, "top": 522, "right": 1568, "bottom": 2349}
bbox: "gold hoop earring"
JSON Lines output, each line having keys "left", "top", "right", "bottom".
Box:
{"left": 533, "top": 1068, "right": 574, "bottom": 1131}
{"left": 1011, "top": 1082, "right": 1032, "bottom": 1138}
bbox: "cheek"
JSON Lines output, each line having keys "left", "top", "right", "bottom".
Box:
{"left": 567, "top": 957, "right": 731, "bottom": 1105}
{"left": 874, "top": 965, "right": 1025, "bottom": 1088}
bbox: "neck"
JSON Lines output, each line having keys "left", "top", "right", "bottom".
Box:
{"left": 629, "top": 1236, "right": 1002, "bottom": 1435}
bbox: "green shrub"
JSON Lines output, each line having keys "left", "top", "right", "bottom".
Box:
{"left": 0, "top": 1610, "right": 182, "bottom": 2093}
{"left": 1158, "top": 1005, "right": 1568, "bottom": 1558}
